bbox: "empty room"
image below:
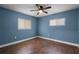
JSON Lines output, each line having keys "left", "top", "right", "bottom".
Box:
{"left": 0, "top": 4, "right": 79, "bottom": 54}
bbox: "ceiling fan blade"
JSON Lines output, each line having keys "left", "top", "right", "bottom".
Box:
{"left": 44, "top": 6, "right": 51, "bottom": 9}
{"left": 36, "top": 4, "right": 40, "bottom": 8}
{"left": 42, "top": 10, "right": 48, "bottom": 14}
{"left": 37, "top": 12, "right": 40, "bottom": 15}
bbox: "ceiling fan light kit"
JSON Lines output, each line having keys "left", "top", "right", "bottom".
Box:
{"left": 38, "top": 10, "right": 43, "bottom": 13}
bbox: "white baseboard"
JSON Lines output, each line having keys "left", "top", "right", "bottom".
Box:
{"left": 0, "top": 36, "right": 37, "bottom": 48}
{"left": 0, "top": 36, "right": 79, "bottom": 48}
{"left": 38, "top": 36, "right": 79, "bottom": 47}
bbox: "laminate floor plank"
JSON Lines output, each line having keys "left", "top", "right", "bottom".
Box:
{"left": 0, "top": 38, "right": 79, "bottom": 54}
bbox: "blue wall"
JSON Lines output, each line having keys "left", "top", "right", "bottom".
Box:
{"left": 78, "top": 9, "right": 79, "bottom": 40}
{"left": 0, "top": 7, "right": 37, "bottom": 45}
{"left": 0, "top": 7, "right": 79, "bottom": 45}
{"left": 38, "top": 9, "right": 79, "bottom": 44}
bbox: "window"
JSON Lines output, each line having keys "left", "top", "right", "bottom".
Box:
{"left": 18, "top": 18, "right": 31, "bottom": 30}
{"left": 49, "top": 18, "right": 65, "bottom": 26}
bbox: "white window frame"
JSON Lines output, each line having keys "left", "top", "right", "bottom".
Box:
{"left": 18, "top": 18, "right": 31, "bottom": 30}
{"left": 49, "top": 18, "right": 65, "bottom": 26}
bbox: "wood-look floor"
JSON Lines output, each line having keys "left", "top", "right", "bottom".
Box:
{"left": 0, "top": 38, "right": 79, "bottom": 54}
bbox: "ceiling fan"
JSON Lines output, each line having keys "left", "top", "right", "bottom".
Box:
{"left": 30, "top": 4, "right": 52, "bottom": 15}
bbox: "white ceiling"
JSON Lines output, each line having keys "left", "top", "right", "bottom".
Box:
{"left": 0, "top": 4, "right": 79, "bottom": 17}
